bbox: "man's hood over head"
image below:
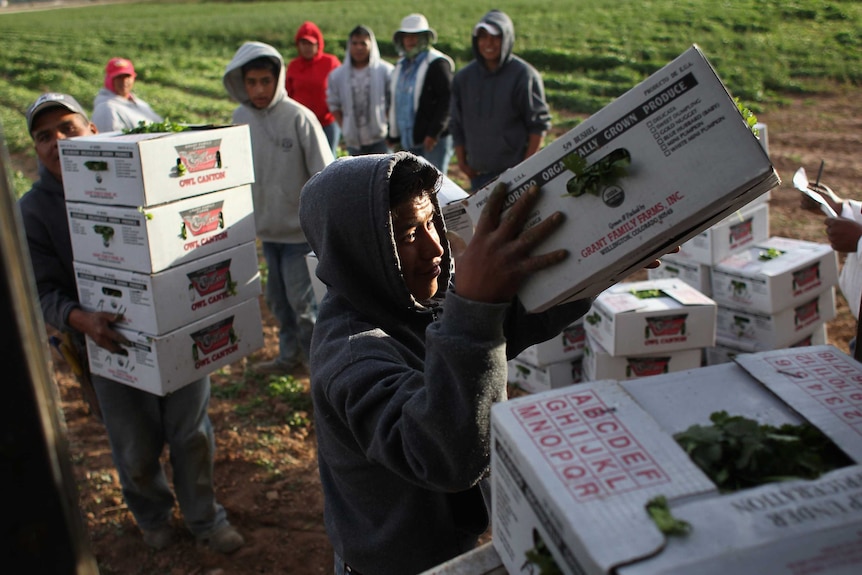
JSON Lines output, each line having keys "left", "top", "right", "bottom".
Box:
{"left": 472, "top": 9, "right": 515, "bottom": 70}
{"left": 344, "top": 25, "right": 382, "bottom": 68}
{"left": 223, "top": 41, "right": 286, "bottom": 109}
{"left": 294, "top": 21, "right": 325, "bottom": 58}
{"left": 299, "top": 153, "right": 452, "bottom": 322}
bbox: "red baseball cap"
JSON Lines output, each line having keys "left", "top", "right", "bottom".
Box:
{"left": 104, "top": 57, "right": 136, "bottom": 91}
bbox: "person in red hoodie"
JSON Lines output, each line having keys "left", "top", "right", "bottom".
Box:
{"left": 287, "top": 21, "right": 342, "bottom": 157}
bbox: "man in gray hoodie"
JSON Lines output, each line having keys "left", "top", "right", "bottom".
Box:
{"left": 299, "top": 152, "right": 592, "bottom": 574}
{"left": 223, "top": 41, "right": 334, "bottom": 375}
{"left": 450, "top": 10, "right": 551, "bottom": 192}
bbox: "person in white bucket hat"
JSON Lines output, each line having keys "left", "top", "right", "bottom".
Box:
{"left": 388, "top": 13, "right": 455, "bottom": 173}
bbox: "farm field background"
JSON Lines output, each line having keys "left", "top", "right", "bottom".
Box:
{"left": 2, "top": 1, "right": 862, "bottom": 574}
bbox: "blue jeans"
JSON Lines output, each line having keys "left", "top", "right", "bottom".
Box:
{"left": 323, "top": 122, "right": 342, "bottom": 158}
{"left": 92, "top": 374, "right": 228, "bottom": 536}
{"left": 262, "top": 241, "right": 317, "bottom": 364}
{"left": 347, "top": 139, "right": 391, "bottom": 157}
{"left": 409, "top": 133, "right": 453, "bottom": 174}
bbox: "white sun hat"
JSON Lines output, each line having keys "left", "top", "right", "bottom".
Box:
{"left": 395, "top": 13, "right": 437, "bottom": 42}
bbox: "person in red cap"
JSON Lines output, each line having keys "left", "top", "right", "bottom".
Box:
{"left": 92, "top": 57, "right": 163, "bottom": 133}
{"left": 286, "top": 21, "right": 342, "bottom": 157}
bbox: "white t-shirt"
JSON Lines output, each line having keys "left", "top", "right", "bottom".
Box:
{"left": 839, "top": 200, "right": 862, "bottom": 319}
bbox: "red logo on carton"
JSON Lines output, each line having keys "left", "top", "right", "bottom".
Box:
{"left": 191, "top": 316, "right": 236, "bottom": 358}
{"left": 645, "top": 314, "right": 687, "bottom": 338}
{"left": 187, "top": 259, "right": 232, "bottom": 296}
{"left": 179, "top": 201, "right": 224, "bottom": 236}
{"left": 626, "top": 357, "right": 670, "bottom": 378}
{"left": 175, "top": 139, "right": 222, "bottom": 172}
{"left": 792, "top": 263, "right": 821, "bottom": 295}
{"left": 728, "top": 219, "right": 753, "bottom": 248}
{"left": 562, "top": 324, "right": 586, "bottom": 352}
{"left": 794, "top": 299, "right": 820, "bottom": 327}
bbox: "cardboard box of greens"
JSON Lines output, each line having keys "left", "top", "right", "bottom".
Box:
{"left": 74, "top": 241, "right": 261, "bottom": 335}
{"left": 59, "top": 124, "right": 254, "bottom": 207}
{"left": 462, "top": 44, "right": 779, "bottom": 313}
{"left": 583, "top": 278, "right": 716, "bottom": 356}
{"left": 491, "top": 345, "right": 862, "bottom": 575}
{"left": 710, "top": 236, "right": 838, "bottom": 314}
{"left": 674, "top": 200, "right": 769, "bottom": 265}
{"left": 647, "top": 253, "right": 712, "bottom": 296}
{"left": 66, "top": 184, "right": 256, "bottom": 273}
{"left": 705, "top": 322, "right": 827, "bottom": 366}
{"left": 86, "top": 297, "right": 263, "bottom": 396}
{"left": 582, "top": 332, "right": 703, "bottom": 382}
{"left": 507, "top": 356, "right": 584, "bottom": 395}
{"left": 517, "top": 318, "right": 586, "bottom": 367}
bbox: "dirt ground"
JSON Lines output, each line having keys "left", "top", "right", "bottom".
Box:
{"left": 43, "top": 88, "right": 861, "bottom": 575}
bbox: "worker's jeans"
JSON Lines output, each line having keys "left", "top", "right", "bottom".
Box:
{"left": 91, "top": 374, "right": 227, "bottom": 536}
{"left": 262, "top": 241, "right": 317, "bottom": 366}
{"left": 409, "top": 133, "right": 454, "bottom": 175}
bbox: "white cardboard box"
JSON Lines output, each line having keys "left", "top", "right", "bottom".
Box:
{"left": 584, "top": 278, "right": 716, "bottom": 356}
{"left": 517, "top": 318, "right": 586, "bottom": 367}
{"left": 59, "top": 124, "right": 254, "bottom": 207}
{"left": 508, "top": 357, "right": 584, "bottom": 395}
{"left": 705, "top": 322, "right": 828, "bottom": 365}
{"left": 711, "top": 236, "right": 839, "bottom": 313}
{"left": 492, "top": 346, "right": 862, "bottom": 575}
{"left": 74, "top": 241, "right": 261, "bottom": 335}
{"left": 674, "top": 200, "right": 769, "bottom": 265}
{"left": 715, "top": 287, "right": 836, "bottom": 350}
{"left": 462, "top": 45, "right": 778, "bottom": 312}
{"left": 67, "top": 184, "right": 256, "bottom": 273}
{"left": 438, "top": 175, "right": 475, "bottom": 248}
{"left": 647, "top": 253, "right": 712, "bottom": 296}
{"left": 582, "top": 333, "right": 703, "bottom": 381}
{"left": 86, "top": 297, "right": 264, "bottom": 395}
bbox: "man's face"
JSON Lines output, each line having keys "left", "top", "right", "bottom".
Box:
{"left": 401, "top": 33, "right": 421, "bottom": 53}
{"left": 349, "top": 34, "right": 371, "bottom": 66}
{"left": 31, "top": 108, "right": 97, "bottom": 181}
{"left": 476, "top": 30, "right": 502, "bottom": 64}
{"left": 244, "top": 68, "right": 277, "bottom": 109}
{"left": 112, "top": 74, "right": 134, "bottom": 98}
{"left": 392, "top": 194, "right": 444, "bottom": 301}
{"left": 298, "top": 38, "right": 318, "bottom": 60}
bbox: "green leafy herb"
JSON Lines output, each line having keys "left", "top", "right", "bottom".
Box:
{"left": 561, "top": 148, "right": 631, "bottom": 198}
{"left": 646, "top": 496, "right": 690, "bottom": 536}
{"left": 137, "top": 206, "right": 154, "bottom": 220}
{"left": 93, "top": 224, "right": 114, "bottom": 247}
{"left": 122, "top": 118, "right": 189, "bottom": 134}
{"left": 176, "top": 157, "right": 187, "bottom": 176}
{"left": 734, "top": 97, "right": 759, "bottom": 137}
{"left": 758, "top": 247, "right": 783, "bottom": 261}
{"left": 585, "top": 311, "right": 601, "bottom": 325}
{"left": 631, "top": 288, "right": 664, "bottom": 299}
{"left": 674, "top": 411, "right": 851, "bottom": 492}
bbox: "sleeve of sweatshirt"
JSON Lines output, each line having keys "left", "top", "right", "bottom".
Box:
{"left": 423, "top": 58, "right": 454, "bottom": 139}
{"left": 297, "top": 109, "right": 335, "bottom": 172}
{"left": 448, "top": 72, "right": 465, "bottom": 146}
{"left": 520, "top": 64, "right": 551, "bottom": 134}
{"left": 330, "top": 292, "right": 510, "bottom": 492}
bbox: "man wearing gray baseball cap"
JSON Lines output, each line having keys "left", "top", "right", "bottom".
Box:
{"left": 18, "top": 93, "right": 245, "bottom": 554}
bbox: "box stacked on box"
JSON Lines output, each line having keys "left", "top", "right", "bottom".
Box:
{"left": 462, "top": 44, "right": 780, "bottom": 313}
{"left": 508, "top": 318, "right": 586, "bottom": 394}
{"left": 582, "top": 278, "right": 716, "bottom": 381}
{"left": 60, "top": 125, "right": 264, "bottom": 395}
{"left": 706, "top": 236, "right": 838, "bottom": 363}
{"left": 491, "top": 345, "right": 862, "bottom": 575}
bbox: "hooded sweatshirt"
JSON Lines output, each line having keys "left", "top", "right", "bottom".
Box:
{"left": 326, "top": 26, "right": 394, "bottom": 148}
{"left": 223, "top": 41, "right": 333, "bottom": 243}
{"left": 91, "top": 88, "right": 163, "bottom": 133}
{"left": 286, "top": 21, "right": 341, "bottom": 128}
{"left": 299, "top": 152, "right": 590, "bottom": 574}
{"left": 449, "top": 9, "right": 551, "bottom": 175}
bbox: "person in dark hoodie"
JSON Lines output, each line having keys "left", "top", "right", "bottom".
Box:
{"left": 224, "top": 41, "right": 333, "bottom": 376}
{"left": 286, "top": 21, "right": 342, "bottom": 157}
{"left": 389, "top": 14, "right": 455, "bottom": 173}
{"left": 299, "top": 151, "right": 593, "bottom": 574}
{"left": 18, "top": 92, "right": 244, "bottom": 554}
{"left": 450, "top": 10, "right": 551, "bottom": 192}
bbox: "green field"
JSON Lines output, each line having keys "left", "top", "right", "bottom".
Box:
{"left": 2, "top": 0, "right": 860, "bottom": 196}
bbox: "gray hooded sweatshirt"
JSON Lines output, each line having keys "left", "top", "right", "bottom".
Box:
{"left": 450, "top": 9, "right": 551, "bottom": 175}
{"left": 223, "top": 41, "right": 333, "bottom": 243}
{"left": 326, "top": 26, "right": 394, "bottom": 149}
{"left": 299, "top": 152, "right": 590, "bottom": 574}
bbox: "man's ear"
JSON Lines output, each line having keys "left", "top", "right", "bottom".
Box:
{"left": 89, "top": 122, "right": 98, "bottom": 135}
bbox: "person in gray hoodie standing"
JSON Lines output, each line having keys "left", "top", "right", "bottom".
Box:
{"left": 299, "top": 152, "right": 594, "bottom": 574}
{"left": 327, "top": 25, "right": 394, "bottom": 156}
{"left": 223, "top": 41, "right": 334, "bottom": 375}
{"left": 450, "top": 10, "right": 551, "bottom": 192}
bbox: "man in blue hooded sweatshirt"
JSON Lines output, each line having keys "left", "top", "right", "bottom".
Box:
{"left": 450, "top": 10, "right": 551, "bottom": 192}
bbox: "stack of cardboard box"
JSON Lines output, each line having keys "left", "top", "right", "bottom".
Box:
{"left": 59, "top": 125, "right": 264, "bottom": 395}
{"left": 581, "top": 278, "right": 716, "bottom": 381}
{"left": 507, "top": 318, "right": 587, "bottom": 394}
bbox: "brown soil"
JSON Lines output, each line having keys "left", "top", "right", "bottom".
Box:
{"left": 45, "top": 89, "right": 862, "bottom": 574}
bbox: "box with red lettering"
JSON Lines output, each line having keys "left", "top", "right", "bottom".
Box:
{"left": 59, "top": 124, "right": 254, "bottom": 206}
{"left": 491, "top": 345, "right": 862, "bottom": 575}
{"left": 463, "top": 45, "right": 779, "bottom": 312}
